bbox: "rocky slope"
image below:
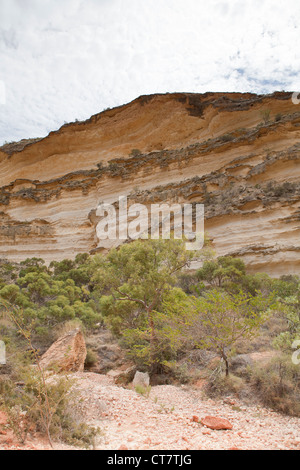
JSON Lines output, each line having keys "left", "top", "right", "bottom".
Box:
{"left": 2, "top": 372, "right": 300, "bottom": 451}
{"left": 75, "top": 372, "right": 300, "bottom": 451}
{"left": 0, "top": 91, "right": 300, "bottom": 276}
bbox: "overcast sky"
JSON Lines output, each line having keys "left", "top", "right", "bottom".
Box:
{"left": 0, "top": 0, "right": 299, "bottom": 144}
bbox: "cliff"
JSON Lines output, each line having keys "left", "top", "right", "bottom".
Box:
{"left": 1, "top": 91, "right": 299, "bottom": 276}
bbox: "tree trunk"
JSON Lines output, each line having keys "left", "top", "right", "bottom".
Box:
{"left": 225, "top": 358, "right": 229, "bottom": 377}
{"left": 148, "top": 309, "right": 156, "bottom": 373}
{"left": 221, "top": 349, "right": 229, "bottom": 377}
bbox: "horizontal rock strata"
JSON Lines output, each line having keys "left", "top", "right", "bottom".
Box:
{"left": 0, "top": 91, "right": 299, "bottom": 276}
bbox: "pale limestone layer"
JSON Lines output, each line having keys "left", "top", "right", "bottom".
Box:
{"left": 0, "top": 91, "right": 300, "bottom": 276}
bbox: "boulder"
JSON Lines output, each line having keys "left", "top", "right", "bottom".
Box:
{"left": 200, "top": 416, "right": 233, "bottom": 430}
{"left": 39, "top": 328, "right": 87, "bottom": 373}
{"left": 107, "top": 363, "right": 137, "bottom": 385}
{"left": 133, "top": 371, "right": 150, "bottom": 389}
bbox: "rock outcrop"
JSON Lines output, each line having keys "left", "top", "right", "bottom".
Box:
{"left": 39, "top": 329, "right": 87, "bottom": 373}
{"left": 0, "top": 91, "right": 299, "bottom": 276}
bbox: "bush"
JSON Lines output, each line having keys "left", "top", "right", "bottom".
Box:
{"left": 163, "top": 361, "right": 192, "bottom": 384}
{"left": 134, "top": 384, "right": 152, "bottom": 398}
{"left": 0, "top": 300, "right": 101, "bottom": 448}
{"left": 177, "top": 272, "right": 199, "bottom": 294}
{"left": 248, "top": 355, "right": 300, "bottom": 416}
{"left": 196, "top": 256, "right": 246, "bottom": 288}
{"left": 0, "top": 355, "right": 100, "bottom": 447}
{"left": 203, "top": 367, "right": 245, "bottom": 398}
{"left": 220, "top": 133, "right": 234, "bottom": 142}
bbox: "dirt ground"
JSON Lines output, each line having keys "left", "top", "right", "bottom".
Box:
{"left": 2, "top": 372, "right": 298, "bottom": 451}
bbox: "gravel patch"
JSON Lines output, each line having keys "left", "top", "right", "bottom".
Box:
{"left": 70, "top": 372, "right": 300, "bottom": 451}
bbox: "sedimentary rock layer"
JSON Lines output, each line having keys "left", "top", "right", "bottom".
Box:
{"left": 0, "top": 91, "right": 299, "bottom": 276}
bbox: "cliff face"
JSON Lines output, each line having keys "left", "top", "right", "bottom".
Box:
{"left": 1, "top": 91, "right": 300, "bottom": 276}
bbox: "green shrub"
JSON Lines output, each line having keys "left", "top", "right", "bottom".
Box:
{"left": 163, "top": 361, "right": 192, "bottom": 384}
{"left": 204, "top": 369, "right": 245, "bottom": 398}
{"left": 248, "top": 355, "right": 300, "bottom": 416}
{"left": 95, "top": 239, "right": 195, "bottom": 373}
{"left": 0, "top": 365, "right": 100, "bottom": 448}
{"left": 134, "top": 384, "right": 152, "bottom": 398}
{"left": 0, "top": 300, "right": 101, "bottom": 448}
{"left": 196, "top": 256, "right": 246, "bottom": 288}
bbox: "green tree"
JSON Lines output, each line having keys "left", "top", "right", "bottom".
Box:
{"left": 273, "top": 283, "right": 300, "bottom": 351}
{"left": 93, "top": 239, "right": 194, "bottom": 372}
{"left": 121, "top": 287, "right": 195, "bottom": 370}
{"left": 188, "top": 289, "right": 273, "bottom": 376}
{"left": 197, "top": 256, "right": 246, "bottom": 288}
{"left": 0, "top": 270, "right": 100, "bottom": 332}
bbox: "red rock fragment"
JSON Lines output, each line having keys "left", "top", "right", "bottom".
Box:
{"left": 200, "top": 416, "right": 233, "bottom": 430}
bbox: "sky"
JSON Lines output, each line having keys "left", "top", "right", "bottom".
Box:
{"left": 0, "top": 0, "right": 299, "bottom": 144}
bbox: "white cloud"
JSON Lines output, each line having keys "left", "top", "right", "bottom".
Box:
{"left": 0, "top": 81, "right": 5, "bottom": 105}
{"left": 0, "top": 0, "right": 299, "bottom": 144}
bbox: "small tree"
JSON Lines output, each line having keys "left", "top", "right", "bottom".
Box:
{"left": 197, "top": 256, "right": 246, "bottom": 288}
{"left": 122, "top": 287, "right": 195, "bottom": 370}
{"left": 273, "top": 284, "right": 300, "bottom": 352}
{"left": 189, "top": 289, "right": 273, "bottom": 376}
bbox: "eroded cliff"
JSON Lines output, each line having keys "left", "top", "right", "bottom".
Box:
{"left": 1, "top": 91, "right": 299, "bottom": 276}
